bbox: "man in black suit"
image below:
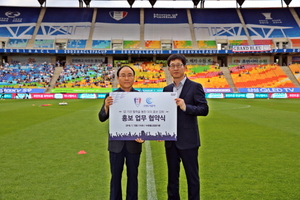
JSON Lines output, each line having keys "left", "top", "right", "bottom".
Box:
{"left": 99, "top": 65, "right": 144, "bottom": 200}
{"left": 163, "top": 54, "right": 209, "bottom": 200}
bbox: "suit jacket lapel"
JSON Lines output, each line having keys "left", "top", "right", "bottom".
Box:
{"left": 179, "top": 78, "right": 191, "bottom": 99}
{"left": 165, "top": 84, "right": 173, "bottom": 92}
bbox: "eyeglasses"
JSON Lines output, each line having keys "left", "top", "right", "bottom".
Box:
{"left": 169, "top": 63, "right": 184, "bottom": 69}
{"left": 119, "top": 74, "right": 134, "bottom": 78}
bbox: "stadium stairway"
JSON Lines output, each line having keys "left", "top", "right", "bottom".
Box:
{"left": 164, "top": 67, "right": 173, "bottom": 85}
{"left": 280, "top": 66, "right": 300, "bottom": 87}
{"left": 112, "top": 67, "right": 118, "bottom": 88}
{"left": 220, "top": 67, "right": 239, "bottom": 92}
{"left": 46, "top": 66, "right": 63, "bottom": 92}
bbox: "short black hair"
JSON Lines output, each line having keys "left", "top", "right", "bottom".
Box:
{"left": 116, "top": 65, "right": 135, "bottom": 77}
{"left": 167, "top": 54, "right": 187, "bottom": 67}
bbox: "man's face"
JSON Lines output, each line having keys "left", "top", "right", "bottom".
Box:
{"left": 117, "top": 67, "right": 135, "bottom": 91}
{"left": 168, "top": 59, "right": 186, "bottom": 79}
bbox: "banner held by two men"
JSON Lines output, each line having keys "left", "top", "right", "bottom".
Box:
{"left": 109, "top": 92, "right": 177, "bottom": 140}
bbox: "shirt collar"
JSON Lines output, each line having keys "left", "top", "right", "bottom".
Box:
{"left": 173, "top": 76, "right": 187, "bottom": 88}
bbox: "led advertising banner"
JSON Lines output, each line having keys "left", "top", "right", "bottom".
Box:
{"left": 13, "top": 93, "right": 30, "bottom": 99}
{"left": 204, "top": 88, "right": 233, "bottom": 93}
{"left": 78, "top": 93, "right": 97, "bottom": 99}
{"left": 30, "top": 93, "right": 55, "bottom": 99}
{"left": 287, "top": 93, "right": 300, "bottom": 98}
{"left": 62, "top": 94, "right": 78, "bottom": 99}
{"left": 254, "top": 93, "right": 269, "bottom": 98}
{"left": 205, "top": 93, "right": 224, "bottom": 98}
{"left": 54, "top": 94, "right": 78, "bottom": 99}
{"left": 97, "top": 93, "right": 107, "bottom": 99}
{"left": 239, "top": 88, "right": 300, "bottom": 93}
{"left": 206, "top": 93, "right": 269, "bottom": 99}
{"left": 225, "top": 93, "right": 253, "bottom": 98}
{"left": 269, "top": 93, "right": 288, "bottom": 98}
{"left": 0, "top": 88, "right": 46, "bottom": 93}
{"left": 0, "top": 94, "right": 12, "bottom": 99}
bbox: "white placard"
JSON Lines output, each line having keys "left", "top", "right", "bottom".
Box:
{"left": 109, "top": 92, "right": 177, "bottom": 141}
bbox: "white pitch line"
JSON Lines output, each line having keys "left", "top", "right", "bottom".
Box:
{"left": 210, "top": 105, "right": 251, "bottom": 111}
{"left": 145, "top": 141, "right": 158, "bottom": 200}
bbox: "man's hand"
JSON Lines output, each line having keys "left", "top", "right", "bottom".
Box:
{"left": 135, "top": 138, "right": 145, "bottom": 143}
{"left": 104, "top": 96, "right": 113, "bottom": 114}
{"left": 175, "top": 98, "right": 186, "bottom": 111}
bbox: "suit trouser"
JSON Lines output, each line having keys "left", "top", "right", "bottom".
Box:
{"left": 109, "top": 145, "right": 141, "bottom": 200}
{"left": 166, "top": 143, "right": 200, "bottom": 200}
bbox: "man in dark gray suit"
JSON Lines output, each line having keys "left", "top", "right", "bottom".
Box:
{"left": 163, "top": 54, "right": 209, "bottom": 200}
{"left": 99, "top": 66, "right": 144, "bottom": 200}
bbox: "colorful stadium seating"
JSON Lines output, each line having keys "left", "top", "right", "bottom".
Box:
{"left": 288, "top": 64, "right": 300, "bottom": 83}
{"left": 55, "top": 65, "right": 113, "bottom": 88}
{"left": 119, "top": 62, "right": 167, "bottom": 88}
{"left": 173, "top": 41, "right": 192, "bottom": 49}
{"left": 229, "top": 40, "right": 249, "bottom": 49}
{"left": 123, "top": 41, "right": 141, "bottom": 49}
{"left": 229, "top": 64, "right": 296, "bottom": 88}
{"left": 253, "top": 40, "right": 275, "bottom": 48}
{"left": 145, "top": 41, "right": 161, "bottom": 49}
{"left": 186, "top": 64, "right": 230, "bottom": 88}
{"left": 197, "top": 41, "right": 217, "bottom": 49}
{"left": 0, "top": 64, "right": 53, "bottom": 88}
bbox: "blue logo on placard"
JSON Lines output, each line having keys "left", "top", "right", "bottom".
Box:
{"left": 146, "top": 97, "right": 153, "bottom": 104}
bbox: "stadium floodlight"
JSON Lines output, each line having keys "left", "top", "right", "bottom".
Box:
{"left": 192, "top": 0, "right": 201, "bottom": 8}
{"left": 127, "top": 0, "right": 135, "bottom": 8}
{"left": 37, "top": 0, "right": 46, "bottom": 7}
{"left": 78, "top": 0, "right": 83, "bottom": 7}
{"left": 236, "top": 0, "right": 245, "bottom": 8}
{"left": 283, "top": 0, "right": 292, "bottom": 7}
{"left": 83, "top": 0, "right": 91, "bottom": 7}
{"left": 149, "top": 0, "right": 157, "bottom": 8}
{"left": 200, "top": 0, "right": 205, "bottom": 8}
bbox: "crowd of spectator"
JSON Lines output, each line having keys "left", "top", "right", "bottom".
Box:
{"left": 0, "top": 62, "right": 54, "bottom": 88}
{"left": 55, "top": 64, "right": 115, "bottom": 88}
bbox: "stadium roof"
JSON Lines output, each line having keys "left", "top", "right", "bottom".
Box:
{"left": 0, "top": 0, "right": 299, "bottom": 9}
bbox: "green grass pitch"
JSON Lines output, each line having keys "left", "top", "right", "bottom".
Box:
{"left": 0, "top": 98, "right": 299, "bottom": 200}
